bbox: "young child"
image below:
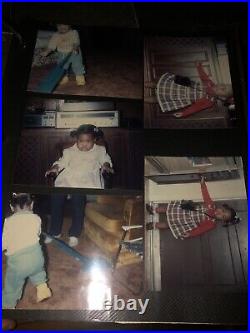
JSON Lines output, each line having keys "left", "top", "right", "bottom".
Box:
{"left": 2, "top": 193, "right": 52, "bottom": 309}
{"left": 45, "top": 124, "right": 114, "bottom": 247}
{"left": 146, "top": 177, "right": 240, "bottom": 239}
{"left": 156, "top": 62, "right": 234, "bottom": 118}
{"left": 45, "top": 124, "right": 113, "bottom": 188}
{"left": 41, "top": 24, "right": 86, "bottom": 86}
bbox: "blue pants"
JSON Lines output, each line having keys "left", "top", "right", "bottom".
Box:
{"left": 57, "top": 51, "right": 86, "bottom": 75}
{"left": 3, "top": 243, "right": 47, "bottom": 309}
{"left": 49, "top": 194, "right": 86, "bottom": 237}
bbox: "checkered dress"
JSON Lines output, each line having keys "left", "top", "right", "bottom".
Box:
{"left": 156, "top": 73, "right": 207, "bottom": 112}
{"left": 166, "top": 201, "right": 214, "bottom": 239}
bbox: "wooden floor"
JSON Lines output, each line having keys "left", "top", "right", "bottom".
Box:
{"left": 28, "top": 54, "right": 143, "bottom": 100}
{"left": 144, "top": 102, "right": 230, "bottom": 129}
{"left": 2, "top": 218, "right": 144, "bottom": 310}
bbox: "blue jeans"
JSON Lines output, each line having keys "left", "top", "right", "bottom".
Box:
{"left": 57, "top": 51, "right": 86, "bottom": 75}
{"left": 3, "top": 243, "right": 47, "bottom": 309}
{"left": 49, "top": 194, "right": 86, "bottom": 237}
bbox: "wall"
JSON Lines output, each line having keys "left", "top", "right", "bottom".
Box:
{"left": 146, "top": 177, "right": 247, "bottom": 202}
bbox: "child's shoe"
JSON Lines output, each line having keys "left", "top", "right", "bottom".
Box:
{"left": 68, "top": 236, "right": 79, "bottom": 247}
{"left": 146, "top": 203, "right": 154, "bottom": 215}
{"left": 36, "top": 283, "right": 52, "bottom": 302}
{"left": 76, "top": 75, "right": 86, "bottom": 86}
{"left": 59, "top": 75, "right": 69, "bottom": 85}
{"left": 44, "top": 234, "right": 61, "bottom": 244}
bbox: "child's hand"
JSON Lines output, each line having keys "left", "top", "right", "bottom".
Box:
{"left": 101, "top": 164, "right": 114, "bottom": 174}
{"left": 182, "top": 232, "right": 190, "bottom": 239}
{"left": 72, "top": 44, "right": 79, "bottom": 54}
{"left": 200, "top": 176, "right": 206, "bottom": 185}
{"left": 41, "top": 50, "right": 50, "bottom": 57}
{"left": 45, "top": 166, "right": 59, "bottom": 178}
{"left": 173, "top": 112, "right": 183, "bottom": 118}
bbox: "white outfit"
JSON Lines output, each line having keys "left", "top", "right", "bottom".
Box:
{"left": 2, "top": 211, "right": 41, "bottom": 256}
{"left": 53, "top": 143, "right": 112, "bottom": 188}
{"left": 48, "top": 30, "right": 80, "bottom": 53}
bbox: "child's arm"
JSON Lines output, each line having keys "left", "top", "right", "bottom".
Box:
{"left": 45, "top": 149, "right": 70, "bottom": 177}
{"left": 183, "top": 218, "right": 216, "bottom": 238}
{"left": 102, "top": 162, "right": 114, "bottom": 174}
{"left": 72, "top": 30, "right": 80, "bottom": 53}
{"left": 41, "top": 33, "right": 58, "bottom": 57}
{"left": 173, "top": 97, "right": 215, "bottom": 118}
{"left": 99, "top": 147, "right": 114, "bottom": 173}
{"left": 36, "top": 216, "right": 42, "bottom": 236}
{"left": 196, "top": 62, "right": 216, "bottom": 95}
{"left": 2, "top": 219, "right": 8, "bottom": 251}
{"left": 200, "top": 177, "right": 214, "bottom": 209}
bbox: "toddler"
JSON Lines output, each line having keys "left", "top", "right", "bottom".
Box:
{"left": 156, "top": 62, "right": 234, "bottom": 118}
{"left": 45, "top": 124, "right": 114, "bottom": 247}
{"left": 45, "top": 124, "right": 113, "bottom": 188}
{"left": 42, "top": 24, "right": 86, "bottom": 86}
{"left": 2, "top": 193, "right": 51, "bottom": 309}
{"left": 146, "top": 177, "right": 240, "bottom": 239}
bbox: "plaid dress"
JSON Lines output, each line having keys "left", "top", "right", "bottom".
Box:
{"left": 165, "top": 201, "right": 215, "bottom": 240}
{"left": 156, "top": 73, "right": 208, "bottom": 113}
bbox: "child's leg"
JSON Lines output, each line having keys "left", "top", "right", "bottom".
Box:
{"left": 155, "top": 206, "right": 169, "bottom": 213}
{"left": 146, "top": 222, "right": 169, "bottom": 230}
{"left": 2, "top": 262, "right": 25, "bottom": 309}
{"left": 70, "top": 52, "right": 86, "bottom": 85}
{"left": 69, "top": 194, "right": 86, "bottom": 237}
{"left": 71, "top": 52, "right": 86, "bottom": 76}
{"left": 49, "top": 194, "right": 66, "bottom": 236}
{"left": 28, "top": 245, "right": 51, "bottom": 302}
{"left": 146, "top": 203, "right": 168, "bottom": 214}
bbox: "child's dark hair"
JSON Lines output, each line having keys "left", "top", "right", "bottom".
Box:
{"left": 174, "top": 75, "right": 192, "bottom": 87}
{"left": 221, "top": 204, "right": 241, "bottom": 227}
{"left": 70, "top": 124, "right": 104, "bottom": 139}
{"left": 180, "top": 200, "right": 198, "bottom": 211}
{"left": 10, "top": 193, "right": 34, "bottom": 209}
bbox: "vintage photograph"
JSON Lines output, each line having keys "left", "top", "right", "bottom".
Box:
{"left": 144, "top": 37, "right": 236, "bottom": 128}
{"left": 27, "top": 26, "right": 143, "bottom": 100}
{"left": 13, "top": 97, "right": 143, "bottom": 190}
{"left": 2, "top": 193, "right": 144, "bottom": 310}
{"left": 145, "top": 156, "right": 247, "bottom": 321}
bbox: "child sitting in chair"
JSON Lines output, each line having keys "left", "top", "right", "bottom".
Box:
{"left": 2, "top": 193, "right": 52, "bottom": 309}
{"left": 45, "top": 125, "right": 114, "bottom": 247}
{"left": 42, "top": 24, "right": 86, "bottom": 86}
{"left": 45, "top": 124, "right": 114, "bottom": 189}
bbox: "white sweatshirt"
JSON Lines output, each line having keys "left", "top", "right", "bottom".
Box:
{"left": 2, "top": 211, "right": 41, "bottom": 256}
{"left": 53, "top": 143, "right": 112, "bottom": 188}
{"left": 48, "top": 29, "right": 80, "bottom": 53}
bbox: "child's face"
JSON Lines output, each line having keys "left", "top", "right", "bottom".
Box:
{"left": 57, "top": 25, "right": 71, "bottom": 34}
{"left": 214, "top": 207, "right": 231, "bottom": 222}
{"left": 76, "top": 134, "right": 95, "bottom": 151}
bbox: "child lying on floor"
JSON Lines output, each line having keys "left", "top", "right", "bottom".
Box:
{"left": 146, "top": 177, "right": 240, "bottom": 239}
{"left": 146, "top": 62, "right": 234, "bottom": 118}
{"left": 2, "top": 193, "right": 52, "bottom": 309}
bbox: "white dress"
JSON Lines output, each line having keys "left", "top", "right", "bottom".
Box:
{"left": 53, "top": 144, "right": 112, "bottom": 189}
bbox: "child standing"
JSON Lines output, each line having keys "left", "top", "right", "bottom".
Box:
{"left": 42, "top": 24, "right": 86, "bottom": 86}
{"left": 45, "top": 124, "right": 114, "bottom": 247}
{"left": 2, "top": 193, "right": 51, "bottom": 309}
{"left": 146, "top": 177, "right": 240, "bottom": 239}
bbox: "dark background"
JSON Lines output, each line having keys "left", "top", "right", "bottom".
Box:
{"left": 2, "top": 2, "right": 248, "bottom": 330}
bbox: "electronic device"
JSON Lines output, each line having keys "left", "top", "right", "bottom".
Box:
{"left": 56, "top": 110, "right": 119, "bottom": 128}
{"left": 23, "top": 112, "right": 56, "bottom": 128}
{"left": 59, "top": 100, "right": 115, "bottom": 112}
